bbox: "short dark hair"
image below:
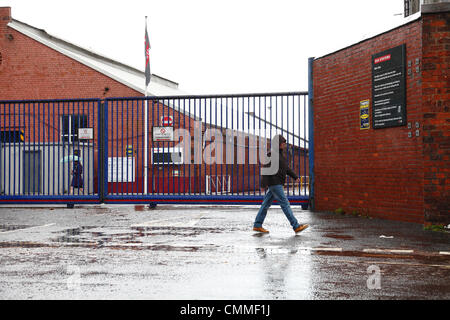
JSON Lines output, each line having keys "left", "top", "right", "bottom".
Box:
{"left": 272, "top": 134, "right": 286, "bottom": 144}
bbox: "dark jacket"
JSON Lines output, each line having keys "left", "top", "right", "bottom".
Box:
{"left": 261, "top": 150, "right": 298, "bottom": 188}
{"left": 71, "top": 162, "right": 84, "bottom": 188}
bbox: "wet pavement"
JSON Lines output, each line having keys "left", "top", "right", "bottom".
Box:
{"left": 0, "top": 204, "right": 449, "bottom": 300}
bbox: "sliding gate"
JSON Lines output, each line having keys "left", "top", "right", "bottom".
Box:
{"left": 0, "top": 93, "right": 310, "bottom": 208}
{"left": 0, "top": 98, "right": 101, "bottom": 204}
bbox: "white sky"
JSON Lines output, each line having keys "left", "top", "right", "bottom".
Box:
{"left": 1, "top": 0, "right": 406, "bottom": 94}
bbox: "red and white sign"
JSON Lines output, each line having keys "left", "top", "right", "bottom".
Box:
{"left": 374, "top": 54, "right": 391, "bottom": 64}
{"left": 78, "top": 128, "right": 93, "bottom": 140}
{"left": 153, "top": 126, "right": 173, "bottom": 141}
{"left": 160, "top": 116, "right": 173, "bottom": 126}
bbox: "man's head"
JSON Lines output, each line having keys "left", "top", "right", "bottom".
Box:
{"left": 272, "top": 134, "right": 287, "bottom": 151}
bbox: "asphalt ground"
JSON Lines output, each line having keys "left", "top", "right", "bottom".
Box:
{"left": 0, "top": 204, "right": 449, "bottom": 300}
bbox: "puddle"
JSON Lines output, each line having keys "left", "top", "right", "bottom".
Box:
{"left": 0, "top": 241, "right": 56, "bottom": 248}
{"left": 312, "top": 249, "right": 417, "bottom": 260}
{"left": 0, "top": 225, "right": 33, "bottom": 232}
{"left": 324, "top": 233, "right": 354, "bottom": 240}
{"left": 52, "top": 226, "right": 97, "bottom": 244}
{"left": 50, "top": 225, "right": 214, "bottom": 247}
{"left": 252, "top": 233, "right": 269, "bottom": 238}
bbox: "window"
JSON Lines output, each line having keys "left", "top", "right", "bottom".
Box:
{"left": 404, "top": 0, "right": 420, "bottom": 17}
{"left": 152, "top": 147, "right": 183, "bottom": 165}
{"left": 0, "top": 130, "right": 24, "bottom": 143}
{"left": 61, "top": 115, "right": 87, "bottom": 143}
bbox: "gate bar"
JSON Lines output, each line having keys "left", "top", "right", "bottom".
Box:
{"left": 308, "top": 57, "right": 315, "bottom": 210}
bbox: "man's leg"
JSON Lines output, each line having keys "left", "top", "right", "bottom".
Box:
{"left": 254, "top": 188, "right": 274, "bottom": 228}
{"left": 270, "top": 185, "right": 300, "bottom": 230}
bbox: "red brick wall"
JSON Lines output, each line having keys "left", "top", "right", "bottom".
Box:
{"left": 0, "top": 10, "right": 141, "bottom": 100}
{"left": 313, "top": 9, "right": 449, "bottom": 225}
{"left": 313, "top": 20, "right": 425, "bottom": 223}
{"left": 421, "top": 11, "right": 450, "bottom": 225}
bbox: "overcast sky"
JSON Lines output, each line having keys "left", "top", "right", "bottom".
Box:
{"left": 1, "top": 0, "right": 406, "bottom": 94}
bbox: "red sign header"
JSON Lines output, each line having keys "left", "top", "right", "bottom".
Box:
{"left": 374, "top": 54, "right": 391, "bottom": 64}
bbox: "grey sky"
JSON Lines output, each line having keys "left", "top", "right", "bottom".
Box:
{"left": 1, "top": 0, "right": 406, "bottom": 94}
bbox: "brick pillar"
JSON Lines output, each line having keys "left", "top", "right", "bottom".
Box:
{"left": 0, "top": 7, "right": 11, "bottom": 80}
{"left": 0, "top": 7, "right": 11, "bottom": 39}
{"left": 421, "top": 3, "right": 450, "bottom": 225}
{"left": 0, "top": 7, "right": 11, "bottom": 23}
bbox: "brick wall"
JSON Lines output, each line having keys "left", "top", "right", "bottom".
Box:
{"left": 313, "top": 8, "right": 449, "bottom": 225}
{"left": 313, "top": 20, "right": 425, "bottom": 223}
{"left": 0, "top": 9, "right": 141, "bottom": 100}
{"left": 421, "top": 10, "right": 450, "bottom": 225}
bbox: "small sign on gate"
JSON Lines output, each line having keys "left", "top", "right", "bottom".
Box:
{"left": 160, "top": 116, "right": 173, "bottom": 126}
{"left": 152, "top": 126, "right": 174, "bottom": 141}
{"left": 78, "top": 128, "right": 93, "bottom": 140}
{"left": 126, "top": 145, "right": 133, "bottom": 156}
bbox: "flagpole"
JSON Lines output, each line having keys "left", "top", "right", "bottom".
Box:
{"left": 144, "top": 89, "right": 148, "bottom": 195}
{"left": 144, "top": 16, "right": 149, "bottom": 195}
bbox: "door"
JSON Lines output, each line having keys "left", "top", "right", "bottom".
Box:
{"left": 23, "top": 150, "right": 41, "bottom": 194}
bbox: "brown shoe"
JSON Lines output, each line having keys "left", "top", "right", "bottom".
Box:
{"left": 253, "top": 227, "right": 269, "bottom": 233}
{"left": 294, "top": 224, "right": 309, "bottom": 233}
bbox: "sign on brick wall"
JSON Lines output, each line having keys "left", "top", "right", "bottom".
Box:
{"left": 360, "top": 100, "right": 370, "bottom": 130}
{"left": 372, "top": 44, "right": 406, "bottom": 129}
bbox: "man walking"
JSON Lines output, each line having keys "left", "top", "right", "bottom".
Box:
{"left": 253, "top": 135, "right": 309, "bottom": 234}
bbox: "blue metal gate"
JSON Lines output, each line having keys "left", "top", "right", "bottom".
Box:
{"left": 0, "top": 98, "right": 101, "bottom": 204}
{"left": 1, "top": 93, "right": 310, "bottom": 208}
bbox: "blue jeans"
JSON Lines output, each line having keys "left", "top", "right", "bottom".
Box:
{"left": 254, "top": 185, "right": 300, "bottom": 230}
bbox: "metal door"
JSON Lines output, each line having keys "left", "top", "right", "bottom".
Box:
{"left": 23, "top": 150, "right": 41, "bottom": 194}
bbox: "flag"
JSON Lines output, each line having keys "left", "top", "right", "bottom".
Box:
{"left": 145, "top": 17, "right": 151, "bottom": 87}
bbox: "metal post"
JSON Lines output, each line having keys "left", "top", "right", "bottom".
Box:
{"left": 308, "top": 57, "right": 315, "bottom": 210}
{"left": 98, "top": 100, "right": 105, "bottom": 203}
{"left": 144, "top": 96, "right": 148, "bottom": 195}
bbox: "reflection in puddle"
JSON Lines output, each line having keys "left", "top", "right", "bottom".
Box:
{"left": 252, "top": 235, "right": 312, "bottom": 299}
{"left": 50, "top": 226, "right": 217, "bottom": 248}
{"left": 0, "top": 225, "right": 33, "bottom": 232}
{"left": 255, "top": 246, "right": 299, "bottom": 299}
{"left": 252, "top": 233, "right": 268, "bottom": 238}
{"left": 52, "top": 227, "right": 96, "bottom": 244}
{"left": 324, "top": 233, "right": 354, "bottom": 240}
